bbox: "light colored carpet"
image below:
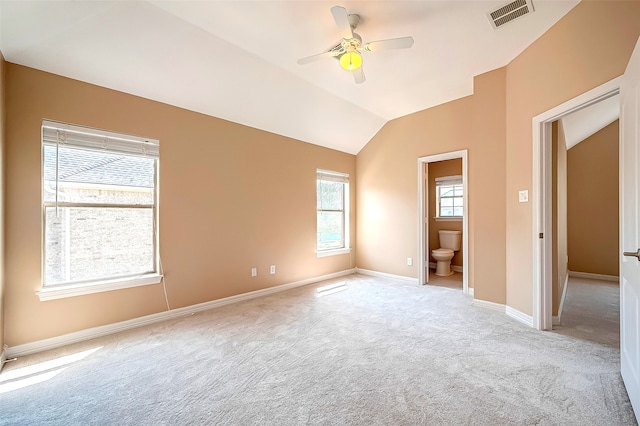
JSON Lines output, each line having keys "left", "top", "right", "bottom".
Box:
{"left": 0, "top": 273, "right": 635, "bottom": 425}
{"left": 552, "top": 276, "right": 621, "bottom": 347}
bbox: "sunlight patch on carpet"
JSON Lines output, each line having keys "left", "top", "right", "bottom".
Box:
{"left": 0, "top": 346, "right": 102, "bottom": 394}
{"left": 316, "top": 281, "right": 348, "bottom": 297}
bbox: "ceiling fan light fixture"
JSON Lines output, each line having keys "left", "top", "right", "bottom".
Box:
{"left": 297, "top": 5, "right": 413, "bottom": 84}
{"left": 339, "top": 51, "right": 362, "bottom": 71}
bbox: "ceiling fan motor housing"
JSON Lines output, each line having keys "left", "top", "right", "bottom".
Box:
{"left": 348, "top": 13, "right": 360, "bottom": 30}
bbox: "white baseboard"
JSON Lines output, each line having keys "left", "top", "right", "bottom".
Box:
{"left": 428, "top": 262, "right": 463, "bottom": 273}
{"left": 472, "top": 299, "right": 534, "bottom": 328}
{"left": 355, "top": 268, "right": 419, "bottom": 284}
{"left": 468, "top": 288, "right": 474, "bottom": 297}
{"left": 506, "top": 306, "right": 534, "bottom": 328}
{"left": 552, "top": 316, "right": 560, "bottom": 325}
{"left": 472, "top": 298, "right": 505, "bottom": 313}
{"left": 568, "top": 271, "right": 619, "bottom": 283}
{"left": 5, "top": 268, "right": 357, "bottom": 358}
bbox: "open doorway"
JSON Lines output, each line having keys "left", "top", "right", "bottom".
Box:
{"left": 418, "top": 150, "right": 469, "bottom": 295}
{"left": 532, "top": 77, "right": 621, "bottom": 331}
{"left": 549, "top": 110, "right": 620, "bottom": 346}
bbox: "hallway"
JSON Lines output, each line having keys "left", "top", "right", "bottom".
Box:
{"left": 553, "top": 276, "right": 620, "bottom": 348}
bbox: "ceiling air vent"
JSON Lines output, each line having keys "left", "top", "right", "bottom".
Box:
{"left": 487, "top": 0, "right": 535, "bottom": 29}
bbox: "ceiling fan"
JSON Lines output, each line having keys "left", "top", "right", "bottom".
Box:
{"left": 297, "top": 5, "right": 414, "bottom": 84}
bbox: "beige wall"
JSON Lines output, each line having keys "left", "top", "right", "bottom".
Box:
{"left": 428, "top": 159, "right": 463, "bottom": 267}
{"left": 357, "top": 67, "right": 507, "bottom": 303}
{"left": 552, "top": 121, "right": 568, "bottom": 317}
{"left": 0, "top": 53, "right": 5, "bottom": 356}
{"left": 4, "top": 64, "right": 356, "bottom": 347}
{"left": 567, "top": 120, "right": 619, "bottom": 277}
{"left": 505, "top": 1, "right": 640, "bottom": 315}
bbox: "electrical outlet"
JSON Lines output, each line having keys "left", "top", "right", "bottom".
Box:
{"left": 251, "top": 267, "right": 257, "bottom": 277}
{"left": 270, "top": 265, "right": 276, "bottom": 274}
{"left": 407, "top": 258, "right": 413, "bottom": 266}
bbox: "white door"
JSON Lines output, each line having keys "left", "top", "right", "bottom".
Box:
{"left": 620, "top": 36, "right": 640, "bottom": 420}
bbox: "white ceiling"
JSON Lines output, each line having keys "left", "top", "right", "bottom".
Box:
{"left": 0, "top": 1, "right": 579, "bottom": 154}
{"left": 562, "top": 94, "right": 620, "bottom": 150}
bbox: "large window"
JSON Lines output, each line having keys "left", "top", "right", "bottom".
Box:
{"left": 41, "top": 120, "right": 160, "bottom": 296}
{"left": 436, "top": 175, "right": 463, "bottom": 218}
{"left": 317, "top": 169, "right": 350, "bottom": 256}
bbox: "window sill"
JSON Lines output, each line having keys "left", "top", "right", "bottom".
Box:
{"left": 434, "top": 217, "right": 463, "bottom": 222}
{"left": 37, "top": 273, "right": 163, "bottom": 301}
{"left": 317, "top": 247, "right": 351, "bottom": 258}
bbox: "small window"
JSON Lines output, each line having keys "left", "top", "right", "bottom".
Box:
{"left": 317, "top": 169, "right": 350, "bottom": 255}
{"left": 41, "top": 120, "right": 160, "bottom": 295}
{"left": 436, "top": 176, "right": 463, "bottom": 218}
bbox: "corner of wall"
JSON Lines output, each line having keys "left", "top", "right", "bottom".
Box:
{"left": 0, "top": 51, "right": 6, "bottom": 362}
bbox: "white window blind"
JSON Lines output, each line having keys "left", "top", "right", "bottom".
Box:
{"left": 42, "top": 120, "right": 159, "bottom": 158}
{"left": 435, "top": 175, "right": 462, "bottom": 186}
{"left": 317, "top": 169, "right": 349, "bottom": 184}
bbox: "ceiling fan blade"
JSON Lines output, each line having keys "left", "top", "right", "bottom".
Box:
{"left": 363, "top": 36, "right": 414, "bottom": 52}
{"left": 331, "top": 6, "right": 353, "bottom": 40}
{"left": 297, "top": 51, "right": 338, "bottom": 65}
{"left": 353, "top": 67, "right": 365, "bottom": 84}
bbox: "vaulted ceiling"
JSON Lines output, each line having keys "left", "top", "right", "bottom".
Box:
{"left": 562, "top": 94, "right": 620, "bottom": 150}
{"left": 0, "top": 1, "right": 579, "bottom": 154}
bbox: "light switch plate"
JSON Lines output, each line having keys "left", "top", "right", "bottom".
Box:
{"left": 519, "top": 190, "right": 529, "bottom": 203}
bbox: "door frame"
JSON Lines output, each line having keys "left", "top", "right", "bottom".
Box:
{"left": 418, "top": 150, "right": 469, "bottom": 294}
{"left": 532, "top": 77, "right": 621, "bottom": 330}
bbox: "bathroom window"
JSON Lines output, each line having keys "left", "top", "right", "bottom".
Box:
{"left": 317, "top": 169, "right": 350, "bottom": 257}
{"left": 39, "top": 120, "right": 161, "bottom": 300}
{"left": 436, "top": 175, "right": 463, "bottom": 218}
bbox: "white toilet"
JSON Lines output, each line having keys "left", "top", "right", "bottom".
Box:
{"left": 432, "top": 230, "right": 462, "bottom": 276}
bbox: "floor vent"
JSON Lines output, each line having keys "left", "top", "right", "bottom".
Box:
{"left": 487, "top": 0, "right": 534, "bottom": 29}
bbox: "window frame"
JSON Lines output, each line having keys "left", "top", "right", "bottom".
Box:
{"left": 435, "top": 175, "right": 463, "bottom": 220}
{"left": 38, "top": 120, "right": 162, "bottom": 301}
{"left": 316, "top": 169, "right": 351, "bottom": 257}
